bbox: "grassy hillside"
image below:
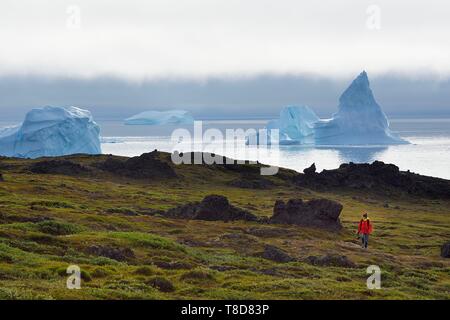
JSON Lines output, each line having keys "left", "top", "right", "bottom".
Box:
{"left": 0, "top": 153, "right": 449, "bottom": 299}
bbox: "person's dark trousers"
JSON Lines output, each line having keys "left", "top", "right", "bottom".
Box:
{"left": 361, "top": 234, "right": 369, "bottom": 248}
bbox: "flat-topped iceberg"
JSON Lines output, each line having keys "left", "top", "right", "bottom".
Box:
{"left": 0, "top": 106, "right": 101, "bottom": 158}
{"left": 250, "top": 71, "right": 408, "bottom": 145}
{"left": 124, "top": 110, "right": 194, "bottom": 125}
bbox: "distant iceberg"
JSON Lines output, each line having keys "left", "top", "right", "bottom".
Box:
{"left": 266, "top": 105, "right": 319, "bottom": 145}
{"left": 0, "top": 106, "right": 101, "bottom": 158}
{"left": 124, "top": 110, "right": 194, "bottom": 125}
{"left": 250, "top": 71, "right": 408, "bottom": 145}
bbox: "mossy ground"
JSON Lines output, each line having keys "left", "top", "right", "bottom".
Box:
{"left": 0, "top": 154, "right": 449, "bottom": 299}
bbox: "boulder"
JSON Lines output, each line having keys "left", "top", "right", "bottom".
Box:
{"left": 165, "top": 195, "right": 258, "bottom": 222}
{"left": 262, "top": 244, "right": 294, "bottom": 263}
{"left": 441, "top": 242, "right": 450, "bottom": 258}
{"left": 153, "top": 261, "right": 193, "bottom": 270}
{"left": 270, "top": 198, "right": 343, "bottom": 230}
{"left": 146, "top": 277, "right": 175, "bottom": 292}
{"left": 195, "top": 195, "right": 257, "bottom": 221}
{"left": 85, "top": 245, "right": 135, "bottom": 262}
{"left": 306, "top": 254, "right": 356, "bottom": 268}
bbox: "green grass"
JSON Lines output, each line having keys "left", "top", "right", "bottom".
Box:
{"left": 0, "top": 154, "right": 449, "bottom": 299}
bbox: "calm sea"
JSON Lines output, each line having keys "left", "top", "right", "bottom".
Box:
{"left": 98, "top": 118, "right": 450, "bottom": 180}
{"left": 1, "top": 118, "right": 449, "bottom": 179}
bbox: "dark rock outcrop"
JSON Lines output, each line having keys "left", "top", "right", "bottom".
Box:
{"left": 270, "top": 198, "right": 343, "bottom": 230}
{"left": 441, "top": 242, "right": 450, "bottom": 258}
{"left": 0, "top": 212, "right": 52, "bottom": 224}
{"left": 85, "top": 245, "right": 135, "bottom": 262}
{"left": 210, "top": 265, "right": 238, "bottom": 272}
{"left": 306, "top": 254, "right": 356, "bottom": 268}
{"left": 146, "top": 277, "right": 175, "bottom": 292}
{"left": 294, "top": 160, "right": 450, "bottom": 199}
{"left": 172, "top": 151, "right": 278, "bottom": 176}
{"left": 29, "top": 160, "right": 89, "bottom": 175}
{"left": 153, "top": 261, "right": 193, "bottom": 270}
{"left": 0, "top": 173, "right": 3, "bottom": 181}
{"left": 165, "top": 195, "right": 258, "bottom": 222}
{"left": 262, "top": 244, "right": 295, "bottom": 263}
{"left": 303, "top": 163, "right": 316, "bottom": 175}
{"left": 97, "top": 151, "right": 176, "bottom": 179}
{"left": 195, "top": 195, "right": 257, "bottom": 221}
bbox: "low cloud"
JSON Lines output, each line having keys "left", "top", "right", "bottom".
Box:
{"left": 0, "top": 0, "right": 449, "bottom": 80}
{"left": 1, "top": 74, "right": 449, "bottom": 120}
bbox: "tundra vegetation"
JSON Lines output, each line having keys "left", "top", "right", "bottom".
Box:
{"left": 0, "top": 152, "right": 449, "bottom": 299}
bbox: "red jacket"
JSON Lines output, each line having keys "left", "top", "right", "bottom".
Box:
{"left": 358, "top": 218, "right": 373, "bottom": 234}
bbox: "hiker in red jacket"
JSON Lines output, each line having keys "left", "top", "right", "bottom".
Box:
{"left": 357, "top": 213, "right": 373, "bottom": 249}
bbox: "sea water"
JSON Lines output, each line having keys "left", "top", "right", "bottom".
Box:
{"left": 98, "top": 118, "right": 450, "bottom": 180}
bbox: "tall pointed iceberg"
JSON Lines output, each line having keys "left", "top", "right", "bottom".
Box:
{"left": 249, "top": 71, "right": 408, "bottom": 145}
{"left": 314, "top": 71, "right": 406, "bottom": 144}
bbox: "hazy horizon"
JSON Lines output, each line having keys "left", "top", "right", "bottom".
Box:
{"left": 1, "top": 72, "right": 450, "bottom": 121}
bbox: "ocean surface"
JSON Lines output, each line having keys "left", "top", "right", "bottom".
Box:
{"left": 1, "top": 118, "right": 450, "bottom": 180}
{"left": 98, "top": 118, "right": 450, "bottom": 180}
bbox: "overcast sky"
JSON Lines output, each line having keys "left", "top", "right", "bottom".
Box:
{"left": 1, "top": 0, "right": 449, "bottom": 119}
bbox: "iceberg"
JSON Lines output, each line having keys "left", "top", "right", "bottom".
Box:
{"left": 266, "top": 105, "right": 319, "bottom": 145}
{"left": 124, "top": 110, "right": 194, "bottom": 125}
{"left": 250, "top": 71, "right": 408, "bottom": 145}
{"left": 0, "top": 106, "right": 101, "bottom": 158}
{"left": 314, "top": 71, "right": 407, "bottom": 145}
